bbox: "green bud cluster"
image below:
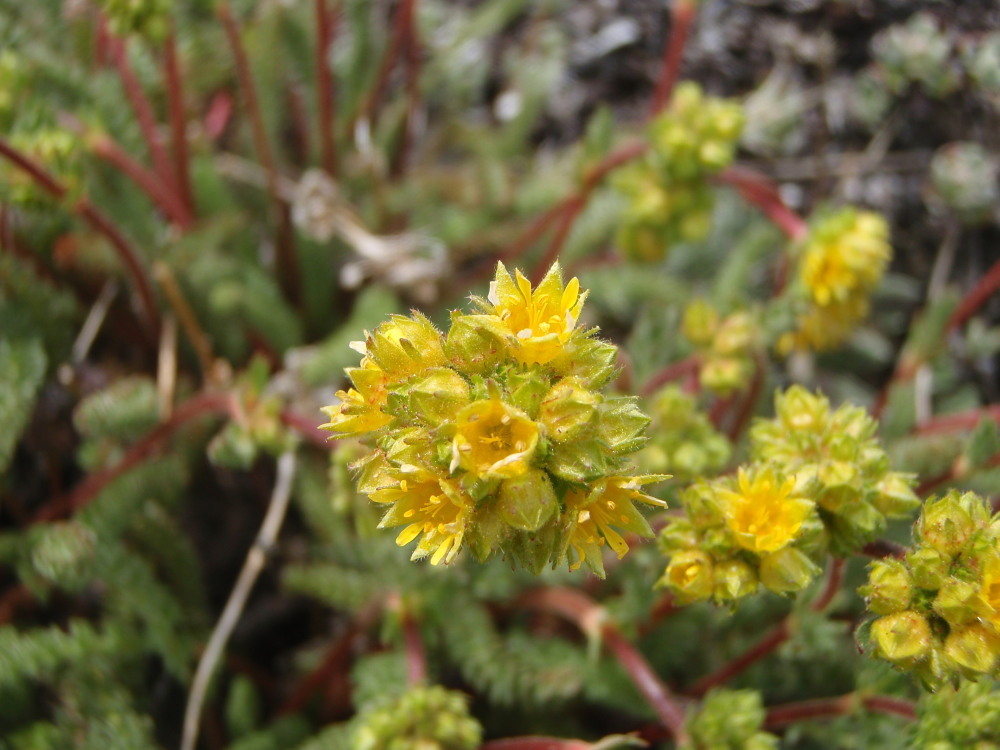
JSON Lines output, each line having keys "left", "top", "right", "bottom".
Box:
{"left": 860, "top": 491, "right": 1000, "bottom": 691}
{"left": 322, "top": 263, "right": 666, "bottom": 576}
{"left": 928, "top": 142, "right": 999, "bottom": 226}
{"left": 750, "top": 386, "right": 920, "bottom": 556}
{"left": 639, "top": 385, "right": 730, "bottom": 480}
{"left": 681, "top": 300, "right": 759, "bottom": 396}
{"left": 352, "top": 686, "right": 482, "bottom": 750}
{"left": 98, "top": 0, "right": 171, "bottom": 42}
{"left": 913, "top": 679, "right": 1000, "bottom": 748}
{"left": 681, "top": 689, "right": 778, "bottom": 750}
{"left": 614, "top": 82, "right": 744, "bottom": 263}
{"left": 872, "top": 12, "right": 958, "bottom": 98}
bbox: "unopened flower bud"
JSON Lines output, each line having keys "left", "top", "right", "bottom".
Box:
{"left": 713, "top": 558, "right": 759, "bottom": 602}
{"left": 919, "top": 493, "right": 978, "bottom": 558}
{"left": 861, "top": 559, "right": 913, "bottom": 615}
{"left": 496, "top": 471, "right": 558, "bottom": 532}
{"left": 682, "top": 299, "right": 719, "bottom": 347}
{"left": 539, "top": 378, "right": 599, "bottom": 443}
{"left": 406, "top": 368, "right": 471, "bottom": 425}
{"left": 932, "top": 579, "right": 980, "bottom": 627}
{"left": 871, "top": 611, "right": 933, "bottom": 666}
{"left": 759, "top": 547, "right": 821, "bottom": 594}
{"left": 444, "top": 313, "right": 514, "bottom": 373}
{"left": 944, "top": 624, "right": 1000, "bottom": 677}
{"left": 700, "top": 355, "right": 752, "bottom": 395}
{"left": 872, "top": 472, "right": 921, "bottom": 517}
{"left": 907, "top": 546, "right": 951, "bottom": 590}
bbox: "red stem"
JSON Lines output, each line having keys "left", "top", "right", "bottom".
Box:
{"left": 726, "top": 352, "right": 764, "bottom": 442}
{"left": 861, "top": 539, "right": 906, "bottom": 560}
{"left": 689, "top": 620, "right": 790, "bottom": 697}
{"left": 91, "top": 135, "right": 193, "bottom": 228}
{"left": 164, "top": 29, "right": 196, "bottom": 216}
{"left": 915, "top": 404, "right": 1000, "bottom": 435}
{"left": 519, "top": 587, "right": 689, "bottom": 744}
{"left": 362, "top": 0, "right": 409, "bottom": 127}
{"left": 764, "top": 693, "right": 915, "bottom": 729}
{"left": 0, "top": 137, "right": 161, "bottom": 332}
{"left": 716, "top": 166, "right": 808, "bottom": 243}
{"left": 811, "top": 557, "right": 845, "bottom": 613}
{"left": 947, "top": 256, "right": 1000, "bottom": 333}
{"left": 32, "top": 392, "right": 235, "bottom": 523}
{"left": 400, "top": 603, "right": 427, "bottom": 686}
{"left": 640, "top": 356, "right": 701, "bottom": 397}
{"left": 218, "top": 3, "right": 300, "bottom": 306}
{"left": 648, "top": 0, "right": 697, "bottom": 118}
{"left": 108, "top": 34, "right": 176, "bottom": 191}
{"left": 280, "top": 410, "right": 334, "bottom": 450}
{"left": 392, "top": 0, "right": 420, "bottom": 177}
{"left": 529, "top": 142, "right": 649, "bottom": 283}
{"left": 314, "top": 0, "right": 338, "bottom": 176}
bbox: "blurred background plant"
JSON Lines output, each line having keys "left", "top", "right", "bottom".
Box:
{"left": 1, "top": 0, "right": 1000, "bottom": 748}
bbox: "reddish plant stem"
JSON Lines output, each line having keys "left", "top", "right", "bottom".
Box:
{"left": 947, "top": 256, "right": 1000, "bottom": 333}
{"left": 764, "top": 693, "right": 915, "bottom": 729}
{"left": 280, "top": 410, "right": 334, "bottom": 450}
{"left": 689, "top": 619, "right": 790, "bottom": 697}
{"left": 362, "top": 0, "right": 410, "bottom": 128}
{"left": 811, "top": 557, "right": 846, "bottom": 612}
{"left": 519, "top": 587, "right": 689, "bottom": 744}
{"left": 0, "top": 137, "right": 161, "bottom": 332}
{"left": 708, "top": 392, "right": 737, "bottom": 432}
{"left": 690, "top": 557, "right": 845, "bottom": 697}
{"left": 400, "top": 602, "right": 427, "bottom": 686}
{"left": 871, "top": 357, "right": 919, "bottom": 420}
{"left": 91, "top": 135, "right": 193, "bottom": 228}
{"left": 918, "top": 451, "right": 1000, "bottom": 497}
{"left": 648, "top": 0, "right": 697, "bottom": 118}
{"left": 314, "top": 0, "right": 338, "bottom": 176}
{"left": 640, "top": 356, "right": 700, "bottom": 397}
{"left": 164, "top": 29, "right": 196, "bottom": 216}
{"left": 278, "top": 599, "right": 383, "bottom": 715}
{"left": 915, "top": 404, "right": 1000, "bottom": 435}
{"left": 108, "top": 35, "right": 176, "bottom": 192}
{"left": 529, "top": 142, "right": 649, "bottom": 283}
{"left": 862, "top": 539, "right": 906, "bottom": 560}
{"left": 218, "top": 3, "right": 300, "bottom": 306}
{"left": 32, "top": 392, "right": 235, "bottom": 524}
{"left": 716, "top": 166, "right": 808, "bottom": 243}
{"left": 0, "top": 584, "right": 34, "bottom": 625}
{"left": 392, "top": 0, "right": 420, "bottom": 177}
{"left": 727, "top": 353, "right": 765, "bottom": 443}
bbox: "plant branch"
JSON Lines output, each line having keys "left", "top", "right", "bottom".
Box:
{"left": 165, "top": 28, "right": 196, "bottom": 216}
{"left": 640, "top": 356, "right": 700, "bottom": 397}
{"left": 716, "top": 166, "right": 808, "bottom": 242}
{"left": 108, "top": 34, "right": 176, "bottom": 191}
{"left": 811, "top": 557, "right": 845, "bottom": 612}
{"left": 32, "top": 391, "right": 235, "bottom": 524}
{"left": 648, "top": 0, "right": 697, "bottom": 118}
{"left": 948, "top": 258, "right": 1000, "bottom": 333}
{"left": 182, "top": 450, "right": 298, "bottom": 750}
{"left": 764, "top": 692, "right": 915, "bottom": 729}
{"left": 314, "top": 0, "right": 338, "bottom": 176}
{"left": 914, "top": 404, "right": 1000, "bottom": 435}
{"left": 519, "top": 587, "right": 689, "bottom": 744}
{"left": 0, "top": 137, "right": 161, "bottom": 332}
{"left": 689, "top": 619, "right": 790, "bottom": 697}
{"left": 361, "top": 0, "right": 410, "bottom": 127}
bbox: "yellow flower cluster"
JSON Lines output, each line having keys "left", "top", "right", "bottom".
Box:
{"left": 659, "top": 386, "right": 919, "bottom": 605}
{"left": 321, "top": 263, "right": 666, "bottom": 576}
{"left": 681, "top": 299, "right": 759, "bottom": 395}
{"left": 779, "top": 208, "right": 891, "bottom": 354}
{"left": 659, "top": 466, "right": 822, "bottom": 605}
{"left": 861, "top": 491, "right": 1000, "bottom": 691}
{"left": 614, "top": 82, "right": 744, "bottom": 263}
{"left": 639, "top": 385, "right": 731, "bottom": 480}
{"left": 751, "top": 386, "right": 920, "bottom": 555}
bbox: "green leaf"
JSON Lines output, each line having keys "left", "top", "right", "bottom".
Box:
{"left": 0, "top": 335, "right": 46, "bottom": 476}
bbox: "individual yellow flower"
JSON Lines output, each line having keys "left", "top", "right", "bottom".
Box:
{"left": 450, "top": 398, "right": 539, "bottom": 479}
{"left": 717, "top": 467, "right": 814, "bottom": 553}
{"left": 371, "top": 466, "right": 474, "bottom": 565}
{"left": 485, "top": 262, "right": 587, "bottom": 365}
{"left": 800, "top": 210, "right": 890, "bottom": 307}
{"left": 777, "top": 292, "right": 871, "bottom": 355}
{"left": 564, "top": 476, "right": 667, "bottom": 572}
{"left": 662, "top": 549, "right": 716, "bottom": 604}
{"left": 977, "top": 553, "right": 1000, "bottom": 631}
{"left": 320, "top": 359, "right": 392, "bottom": 437}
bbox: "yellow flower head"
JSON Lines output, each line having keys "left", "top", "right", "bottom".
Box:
{"left": 718, "top": 467, "right": 814, "bottom": 553}
{"left": 451, "top": 398, "right": 539, "bottom": 479}
{"left": 320, "top": 359, "right": 392, "bottom": 437}
{"left": 777, "top": 292, "right": 871, "bottom": 355}
{"left": 978, "top": 554, "right": 1000, "bottom": 631}
{"left": 373, "top": 466, "right": 474, "bottom": 565}
{"left": 486, "top": 262, "right": 587, "bottom": 364}
{"left": 800, "top": 209, "right": 891, "bottom": 308}
{"left": 564, "top": 476, "right": 667, "bottom": 572}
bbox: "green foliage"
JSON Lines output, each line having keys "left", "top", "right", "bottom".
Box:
{"left": 0, "top": 335, "right": 45, "bottom": 476}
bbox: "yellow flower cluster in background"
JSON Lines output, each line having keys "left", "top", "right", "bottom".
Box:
{"left": 681, "top": 299, "right": 760, "bottom": 395}
{"left": 615, "top": 82, "right": 744, "bottom": 263}
{"left": 779, "top": 207, "right": 891, "bottom": 354}
{"left": 861, "top": 491, "right": 1000, "bottom": 690}
{"left": 639, "top": 385, "right": 731, "bottom": 480}
{"left": 659, "top": 386, "right": 919, "bottom": 605}
{"left": 322, "top": 263, "right": 666, "bottom": 576}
